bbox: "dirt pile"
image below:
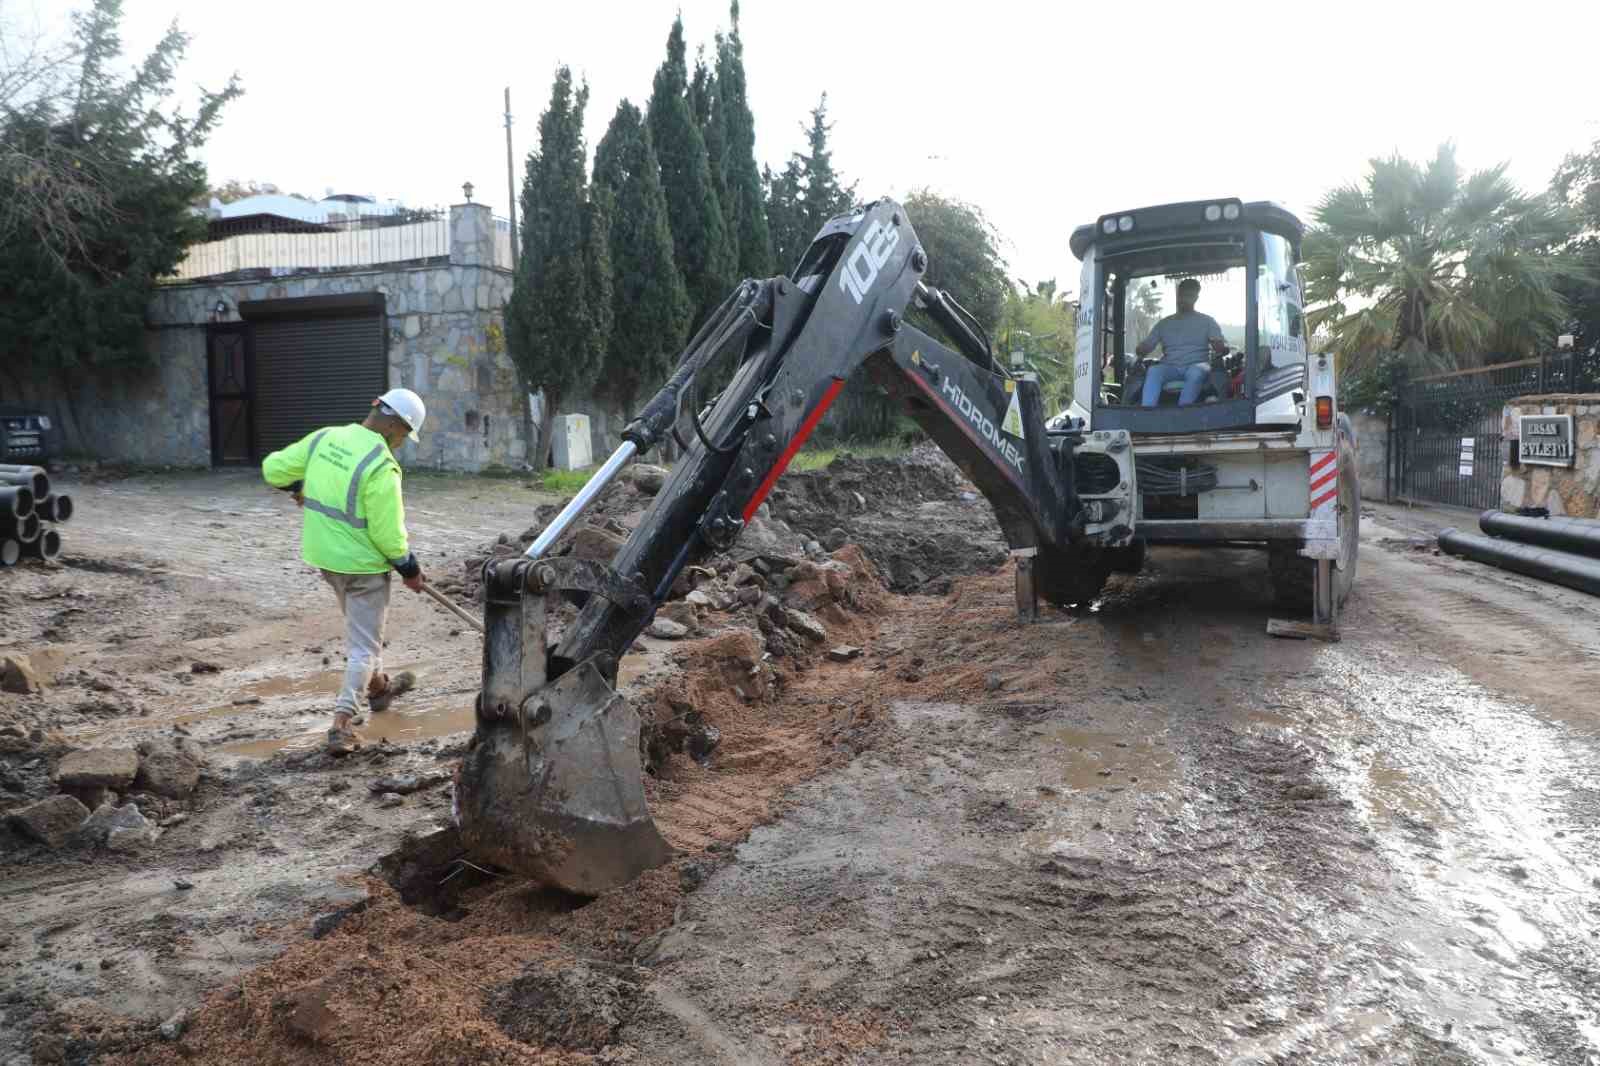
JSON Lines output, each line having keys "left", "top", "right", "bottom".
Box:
{"left": 768, "top": 446, "right": 1007, "bottom": 593}
{"left": 441, "top": 446, "right": 1006, "bottom": 607}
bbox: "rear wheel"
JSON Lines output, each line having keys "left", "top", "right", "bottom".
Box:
{"left": 1035, "top": 546, "right": 1112, "bottom": 607}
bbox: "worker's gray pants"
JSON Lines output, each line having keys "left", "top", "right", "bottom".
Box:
{"left": 320, "top": 570, "right": 390, "bottom": 716}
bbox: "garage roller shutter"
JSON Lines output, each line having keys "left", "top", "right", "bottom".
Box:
{"left": 253, "top": 313, "right": 387, "bottom": 455}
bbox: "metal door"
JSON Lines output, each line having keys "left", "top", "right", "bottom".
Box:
{"left": 251, "top": 312, "right": 387, "bottom": 456}
{"left": 206, "top": 324, "right": 256, "bottom": 465}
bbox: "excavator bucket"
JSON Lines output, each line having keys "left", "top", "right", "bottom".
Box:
{"left": 455, "top": 552, "right": 670, "bottom": 896}
{"left": 456, "top": 658, "right": 670, "bottom": 895}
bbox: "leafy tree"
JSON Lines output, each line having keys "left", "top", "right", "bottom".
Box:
{"left": 202, "top": 179, "right": 309, "bottom": 205}
{"left": 904, "top": 188, "right": 1010, "bottom": 330}
{"left": 713, "top": 2, "right": 771, "bottom": 279}
{"left": 1303, "top": 143, "right": 1580, "bottom": 372}
{"left": 593, "top": 100, "right": 692, "bottom": 411}
{"left": 996, "top": 279, "right": 1077, "bottom": 411}
{"left": 647, "top": 15, "right": 734, "bottom": 326}
{"left": 0, "top": 0, "right": 240, "bottom": 434}
{"left": 1550, "top": 136, "right": 1600, "bottom": 350}
{"left": 505, "top": 67, "right": 611, "bottom": 469}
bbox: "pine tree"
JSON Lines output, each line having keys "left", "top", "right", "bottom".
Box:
{"left": 647, "top": 15, "right": 735, "bottom": 326}
{"left": 764, "top": 94, "right": 855, "bottom": 273}
{"left": 715, "top": 2, "right": 772, "bottom": 278}
{"left": 505, "top": 67, "right": 610, "bottom": 468}
{"left": 798, "top": 94, "right": 856, "bottom": 236}
{"left": 593, "top": 100, "right": 692, "bottom": 412}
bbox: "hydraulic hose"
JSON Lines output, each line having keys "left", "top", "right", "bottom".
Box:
{"left": 1439, "top": 527, "right": 1600, "bottom": 597}
{"left": 1135, "top": 458, "right": 1219, "bottom": 495}
{"left": 1479, "top": 510, "right": 1600, "bottom": 560}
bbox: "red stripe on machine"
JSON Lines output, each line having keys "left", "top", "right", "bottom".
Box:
{"left": 1309, "top": 470, "right": 1337, "bottom": 493}
{"left": 1310, "top": 487, "right": 1338, "bottom": 510}
{"left": 742, "top": 378, "right": 846, "bottom": 523}
{"left": 1309, "top": 452, "right": 1335, "bottom": 475}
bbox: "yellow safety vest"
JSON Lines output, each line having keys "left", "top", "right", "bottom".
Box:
{"left": 261, "top": 423, "right": 410, "bottom": 574}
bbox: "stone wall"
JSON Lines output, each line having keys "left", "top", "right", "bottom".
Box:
{"left": 1350, "top": 411, "right": 1389, "bottom": 503}
{"left": 58, "top": 203, "right": 534, "bottom": 471}
{"left": 1500, "top": 395, "right": 1600, "bottom": 518}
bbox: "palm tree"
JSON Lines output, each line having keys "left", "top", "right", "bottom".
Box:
{"left": 1303, "top": 143, "right": 1580, "bottom": 372}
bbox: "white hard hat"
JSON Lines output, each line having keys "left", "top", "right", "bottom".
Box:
{"left": 374, "top": 388, "right": 426, "bottom": 442}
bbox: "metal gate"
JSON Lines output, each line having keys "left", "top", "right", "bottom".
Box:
{"left": 206, "top": 324, "right": 256, "bottom": 465}
{"left": 1390, "top": 353, "right": 1598, "bottom": 509}
{"left": 243, "top": 294, "right": 388, "bottom": 457}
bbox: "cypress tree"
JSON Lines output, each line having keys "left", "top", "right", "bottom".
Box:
{"left": 715, "top": 2, "right": 772, "bottom": 279}
{"left": 647, "top": 15, "right": 735, "bottom": 325}
{"left": 505, "top": 67, "right": 610, "bottom": 468}
{"left": 798, "top": 94, "right": 856, "bottom": 235}
{"left": 593, "top": 101, "right": 692, "bottom": 412}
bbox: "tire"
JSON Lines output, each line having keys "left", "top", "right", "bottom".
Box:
{"left": 1268, "top": 444, "right": 1360, "bottom": 613}
{"left": 1035, "top": 546, "right": 1112, "bottom": 607}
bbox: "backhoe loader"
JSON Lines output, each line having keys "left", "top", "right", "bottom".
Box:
{"left": 456, "top": 197, "right": 1358, "bottom": 894}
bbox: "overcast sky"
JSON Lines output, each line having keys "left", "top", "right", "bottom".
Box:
{"left": 18, "top": 0, "right": 1600, "bottom": 292}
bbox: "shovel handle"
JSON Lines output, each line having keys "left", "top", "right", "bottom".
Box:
{"left": 420, "top": 579, "right": 484, "bottom": 633}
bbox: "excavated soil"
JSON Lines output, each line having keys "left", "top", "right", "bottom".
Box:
{"left": 8, "top": 465, "right": 1600, "bottom": 1065}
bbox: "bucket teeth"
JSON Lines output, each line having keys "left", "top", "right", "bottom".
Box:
{"left": 456, "top": 657, "right": 670, "bottom": 895}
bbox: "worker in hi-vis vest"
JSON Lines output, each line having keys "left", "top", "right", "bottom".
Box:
{"left": 262, "top": 389, "right": 427, "bottom": 754}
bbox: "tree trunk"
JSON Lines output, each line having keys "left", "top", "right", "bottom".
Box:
{"left": 533, "top": 389, "right": 558, "bottom": 473}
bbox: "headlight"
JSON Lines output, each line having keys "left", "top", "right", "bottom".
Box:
{"left": 1203, "top": 204, "right": 1222, "bottom": 222}
{"left": 1222, "top": 203, "right": 1241, "bottom": 220}
{"left": 37, "top": 416, "right": 51, "bottom": 431}
{"left": 1117, "top": 215, "right": 1134, "bottom": 232}
{"left": 1101, "top": 219, "right": 1117, "bottom": 235}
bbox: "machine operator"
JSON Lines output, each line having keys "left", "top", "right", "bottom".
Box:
{"left": 1136, "top": 278, "right": 1228, "bottom": 406}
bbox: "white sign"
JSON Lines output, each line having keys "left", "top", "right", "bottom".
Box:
{"left": 1458, "top": 437, "right": 1474, "bottom": 476}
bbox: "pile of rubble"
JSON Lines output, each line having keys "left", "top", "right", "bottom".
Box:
{"left": 3, "top": 731, "right": 204, "bottom": 852}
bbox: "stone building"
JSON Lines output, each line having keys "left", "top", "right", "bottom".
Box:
{"left": 64, "top": 202, "right": 531, "bottom": 471}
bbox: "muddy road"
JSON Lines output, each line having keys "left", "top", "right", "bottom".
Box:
{"left": 4, "top": 461, "right": 1600, "bottom": 1065}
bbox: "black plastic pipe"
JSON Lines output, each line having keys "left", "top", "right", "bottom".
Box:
{"left": 1440, "top": 528, "right": 1600, "bottom": 596}
{"left": 0, "top": 513, "right": 40, "bottom": 543}
{"left": 21, "top": 528, "right": 60, "bottom": 561}
{"left": 36, "top": 493, "right": 72, "bottom": 523}
{"left": 0, "top": 486, "right": 33, "bottom": 518}
{"left": 1480, "top": 510, "right": 1600, "bottom": 559}
{"left": 0, "top": 539, "right": 17, "bottom": 566}
{"left": 0, "top": 469, "right": 47, "bottom": 498}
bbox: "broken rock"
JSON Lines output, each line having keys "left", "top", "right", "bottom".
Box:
{"left": 646, "top": 618, "right": 689, "bottom": 640}
{"left": 1, "top": 654, "right": 43, "bottom": 694}
{"left": 103, "top": 805, "right": 160, "bottom": 851}
{"left": 8, "top": 794, "right": 89, "bottom": 847}
{"left": 626, "top": 464, "right": 669, "bottom": 495}
{"left": 54, "top": 748, "right": 140, "bottom": 791}
{"left": 569, "top": 525, "right": 626, "bottom": 563}
{"left": 827, "top": 645, "right": 863, "bottom": 662}
{"left": 786, "top": 609, "right": 829, "bottom": 643}
{"left": 134, "top": 750, "right": 200, "bottom": 798}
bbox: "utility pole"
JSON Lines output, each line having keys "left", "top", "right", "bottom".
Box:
{"left": 504, "top": 86, "right": 518, "bottom": 264}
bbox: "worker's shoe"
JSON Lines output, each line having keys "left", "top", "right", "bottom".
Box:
{"left": 325, "top": 721, "right": 363, "bottom": 756}
{"left": 368, "top": 670, "right": 416, "bottom": 714}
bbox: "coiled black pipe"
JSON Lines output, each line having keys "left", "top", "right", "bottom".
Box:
{"left": 1479, "top": 510, "right": 1600, "bottom": 559}
{"left": 1439, "top": 528, "right": 1600, "bottom": 596}
{"left": 0, "top": 469, "right": 47, "bottom": 498}
{"left": 0, "top": 486, "right": 33, "bottom": 518}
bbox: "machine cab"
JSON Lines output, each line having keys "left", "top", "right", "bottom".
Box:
{"left": 1065, "top": 199, "right": 1308, "bottom": 435}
